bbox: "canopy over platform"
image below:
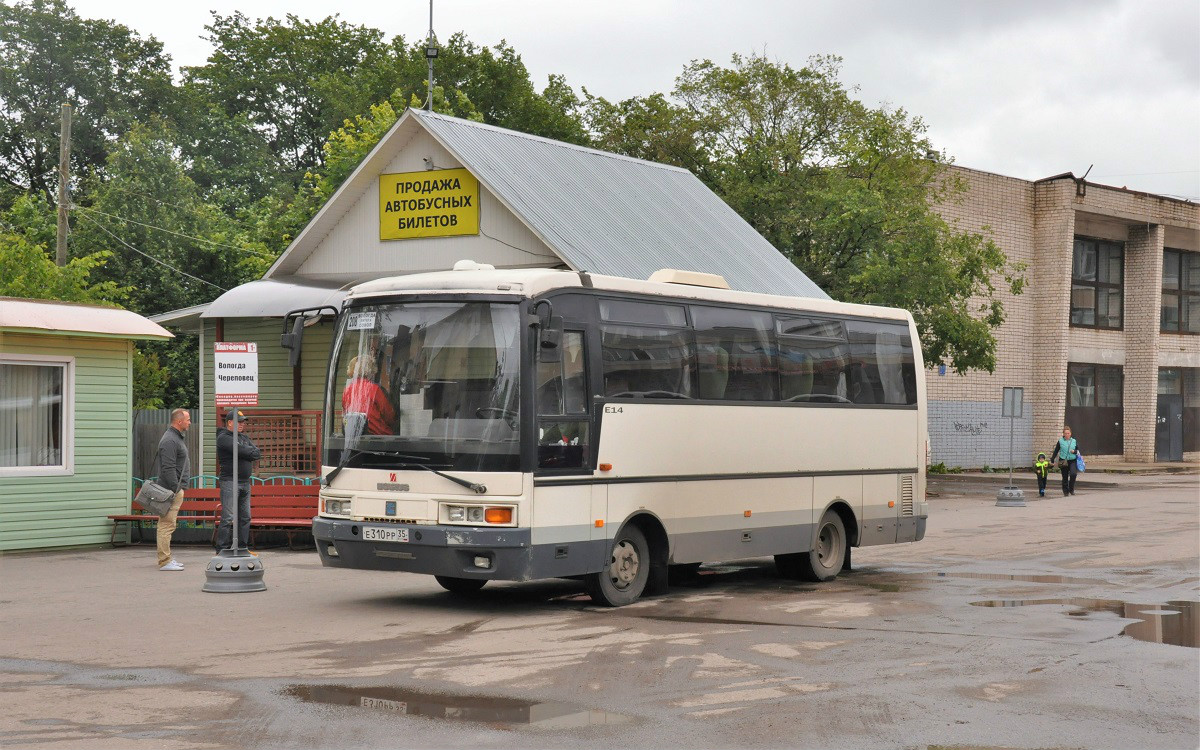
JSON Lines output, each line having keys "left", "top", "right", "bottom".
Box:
{"left": 0, "top": 297, "right": 172, "bottom": 340}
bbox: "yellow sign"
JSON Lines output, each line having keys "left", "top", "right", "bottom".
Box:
{"left": 378, "top": 168, "right": 480, "bottom": 240}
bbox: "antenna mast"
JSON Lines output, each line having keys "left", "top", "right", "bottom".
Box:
{"left": 425, "top": 0, "right": 437, "bottom": 111}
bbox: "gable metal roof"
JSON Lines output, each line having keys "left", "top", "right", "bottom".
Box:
{"left": 410, "top": 110, "right": 827, "bottom": 299}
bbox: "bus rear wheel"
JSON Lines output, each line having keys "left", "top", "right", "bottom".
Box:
{"left": 435, "top": 575, "right": 487, "bottom": 594}
{"left": 797, "top": 510, "right": 847, "bottom": 582}
{"left": 585, "top": 525, "right": 649, "bottom": 607}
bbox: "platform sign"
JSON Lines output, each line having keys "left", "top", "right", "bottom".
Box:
{"left": 214, "top": 342, "right": 258, "bottom": 408}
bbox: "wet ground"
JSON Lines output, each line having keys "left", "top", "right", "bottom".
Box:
{"left": 1, "top": 472, "right": 1197, "bottom": 749}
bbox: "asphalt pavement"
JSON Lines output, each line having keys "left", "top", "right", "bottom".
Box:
{"left": 1, "top": 472, "right": 1197, "bottom": 749}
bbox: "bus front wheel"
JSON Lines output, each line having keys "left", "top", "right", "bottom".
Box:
{"left": 435, "top": 576, "right": 487, "bottom": 594}
{"left": 586, "top": 525, "right": 649, "bottom": 607}
{"left": 797, "top": 510, "right": 847, "bottom": 582}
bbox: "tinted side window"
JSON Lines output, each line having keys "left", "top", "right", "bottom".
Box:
{"left": 601, "top": 325, "right": 695, "bottom": 399}
{"left": 777, "top": 317, "right": 850, "bottom": 403}
{"left": 845, "top": 319, "right": 916, "bottom": 405}
{"left": 692, "top": 306, "right": 777, "bottom": 401}
{"left": 599, "top": 298, "right": 687, "bottom": 327}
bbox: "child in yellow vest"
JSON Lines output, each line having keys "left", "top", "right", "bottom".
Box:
{"left": 1033, "top": 452, "right": 1051, "bottom": 497}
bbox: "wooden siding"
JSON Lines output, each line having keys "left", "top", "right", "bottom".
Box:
{"left": 0, "top": 332, "right": 133, "bottom": 551}
{"left": 293, "top": 129, "right": 559, "bottom": 281}
{"left": 200, "top": 318, "right": 332, "bottom": 475}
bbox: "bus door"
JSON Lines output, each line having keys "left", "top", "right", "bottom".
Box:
{"left": 535, "top": 328, "right": 606, "bottom": 559}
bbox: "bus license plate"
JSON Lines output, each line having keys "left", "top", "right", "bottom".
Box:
{"left": 363, "top": 527, "right": 409, "bottom": 543}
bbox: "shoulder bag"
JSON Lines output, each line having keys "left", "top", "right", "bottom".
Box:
{"left": 134, "top": 450, "right": 176, "bottom": 517}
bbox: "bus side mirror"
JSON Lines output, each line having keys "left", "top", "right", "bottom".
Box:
{"left": 539, "top": 316, "right": 563, "bottom": 363}
{"left": 281, "top": 316, "right": 305, "bottom": 368}
{"left": 280, "top": 305, "right": 339, "bottom": 368}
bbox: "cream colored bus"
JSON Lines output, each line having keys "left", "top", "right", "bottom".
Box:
{"left": 290, "top": 262, "right": 928, "bottom": 606}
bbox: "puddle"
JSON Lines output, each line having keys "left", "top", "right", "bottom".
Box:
{"left": 970, "top": 598, "right": 1199, "bottom": 648}
{"left": 283, "top": 684, "right": 633, "bottom": 728}
{"left": 931, "top": 572, "right": 1107, "bottom": 585}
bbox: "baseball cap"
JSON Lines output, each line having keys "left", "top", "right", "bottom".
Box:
{"left": 224, "top": 409, "right": 248, "bottom": 422}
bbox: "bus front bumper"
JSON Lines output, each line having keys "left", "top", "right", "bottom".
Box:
{"left": 313, "top": 517, "right": 537, "bottom": 580}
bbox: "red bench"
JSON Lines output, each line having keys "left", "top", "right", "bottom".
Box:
{"left": 247, "top": 484, "right": 320, "bottom": 549}
{"left": 107, "top": 489, "right": 221, "bottom": 546}
{"left": 109, "top": 484, "right": 320, "bottom": 549}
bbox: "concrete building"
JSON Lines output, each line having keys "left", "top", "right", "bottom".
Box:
{"left": 929, "top": 167, "right": 1199, "bottom": 468}
{"left": 0, "top": 298, "right": 172, "bottom": 551}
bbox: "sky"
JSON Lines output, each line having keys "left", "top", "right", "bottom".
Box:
{"left": 69, "top": 0, "right": 1200, "bottom": 200}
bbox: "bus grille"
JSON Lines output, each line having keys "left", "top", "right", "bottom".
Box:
{"left": 361, "top": 516, "right": 419, "bottom": 525}
{"left": 900, "top": 475, "right": 914, "bottom": 516}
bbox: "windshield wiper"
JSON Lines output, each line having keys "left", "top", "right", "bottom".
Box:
{"left": 323, "top": 447, "right": 391, "bottom": 487}
{"left": 323, "top": 449, "right": 487, "bottom": 494}
{"left": 388, "top": 453, "right": 487, "bottom": 495}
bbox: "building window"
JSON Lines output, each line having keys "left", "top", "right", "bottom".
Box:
{"left": 0, "top": 356, "right": 74, "bottom": 476}
{"left": 1160, "top": 249, "right": 1200, "bottom": 334}
{"left": 1071, "top": 237, "right": 1123, "bottom": 329}
{"left": 1068, "top": 363, "right": 1123, "bottom": 407}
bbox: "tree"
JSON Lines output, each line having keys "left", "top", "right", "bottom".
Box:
{"left": 589, "top": 54, "right": 1023, "bottom": 374}
{"left": 69, "top": 118, "right": 248, "bottom": 317}
{"left": 0, "top": 0, "right": 174, "bottom": 199}
{"left": 182, "top": 12, "right": 396, "bottom": 185}
{"left": 0, "top": 229, "right": 123, "bottom": 304}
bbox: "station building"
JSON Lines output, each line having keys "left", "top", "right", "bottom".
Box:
{"left": 152, "top": 109, "right": 826, "bottom": 475}
{"left": 928, "top": 166, "right": 1200, "bottom": 467}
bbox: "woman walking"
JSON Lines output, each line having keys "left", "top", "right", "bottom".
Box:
{"left": 1049, "top": 426, "right": 1080, "bottom": 496}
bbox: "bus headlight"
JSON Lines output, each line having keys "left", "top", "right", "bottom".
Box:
{"left": 441, "top": 503, "right": 516, "bottom": 526}
{"left": 325, "top": 498, "right": 350, "bottom": 515}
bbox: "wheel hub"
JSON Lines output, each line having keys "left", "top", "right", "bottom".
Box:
{"left": 609, "top": 540, "right": 640, "bottom": 589}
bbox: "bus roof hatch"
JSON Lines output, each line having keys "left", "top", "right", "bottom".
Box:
{"left": 648, "top": 268, "right": 731, "bottom": 290}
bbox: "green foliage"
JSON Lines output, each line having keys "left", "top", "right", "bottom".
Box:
{"left": 0, "top": 0, "right": 174, "bottom": 198}
{"left": 132, "top": 347, "right": 169, "bottom": 409}
{"left": 587, "top": 53, "right": 1025, "bottom": 374}
{"left": 927, "top": 462, "right": 964, "bottom": 475}
{"left": 0, "top": 229, "right": 124, "bottom": 304}
{"left": 70, "top": 118, "right": 246, "bottom": 315}
{"left": 183, "top": 12, "right": 393, "bottom": 182}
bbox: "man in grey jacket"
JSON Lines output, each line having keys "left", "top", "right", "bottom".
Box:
{"left": 156, "top": 409, "right": 191, "bottom": 570}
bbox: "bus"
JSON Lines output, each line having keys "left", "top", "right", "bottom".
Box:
{"left": 285, "top": 261, "right": 929, "bottom": 606}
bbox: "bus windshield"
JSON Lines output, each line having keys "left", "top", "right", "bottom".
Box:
{"left": 324, "top": 301, "right": 522, "bottom": 472}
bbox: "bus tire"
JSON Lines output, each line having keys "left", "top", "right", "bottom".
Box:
{"left": 798, "top": 510, "right": 847, "bottom": 582}
{"left": 585, "top": 525, "right": 649, "bottom": 607}
{"left": 435, "top": 576, "right": 487, "bottom": 594}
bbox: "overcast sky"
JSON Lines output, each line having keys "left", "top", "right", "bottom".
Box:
{"left": 70, "top": 0, "right": 1200, "bottom": 200}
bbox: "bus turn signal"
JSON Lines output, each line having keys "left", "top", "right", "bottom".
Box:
{"left": 485, "top": 507, "right": 512, "bottom": 524}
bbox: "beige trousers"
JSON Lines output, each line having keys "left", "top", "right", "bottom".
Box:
{"left": 157, "top": 490, "right": 185, "bottom": 567}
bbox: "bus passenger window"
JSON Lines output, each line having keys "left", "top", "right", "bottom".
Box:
{"left": 777, "top": 317, "right": 850, "bottom": 403}
{"left": 845, "top": 320, "right": 916, "bottom": 405}
{"left": 692, "top": 306, "right": 776, "bottom": 401}
{"left": 601, "top": 325, "right": 695, "bottom": 399}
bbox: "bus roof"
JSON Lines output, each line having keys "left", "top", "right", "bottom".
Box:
{"left": 347, "top": 264, "right": 913, "bottom": 323}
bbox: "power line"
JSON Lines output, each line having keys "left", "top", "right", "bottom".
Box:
{"left": 74, "top": 211, "right": 228, "bottom": 292}
{"left": 73, "top": 204, "right": 273, "bottom": 257}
